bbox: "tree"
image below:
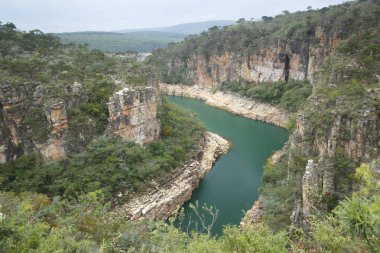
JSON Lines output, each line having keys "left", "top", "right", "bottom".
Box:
{"left": 237, "top": 18, "right": 246, "bottom": 24}
{"left": 262, "top": 16, "right": 273, "bottom": 22}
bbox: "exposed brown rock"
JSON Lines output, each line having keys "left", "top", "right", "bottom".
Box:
{"left": 165, "top": 27, "right": 340, "bottom": 86}
{"left": 107, "top": 86, "right": 160, "bottom": 145}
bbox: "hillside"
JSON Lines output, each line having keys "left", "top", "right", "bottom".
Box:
{"left": 56, "top": 21, "right": 235, "bottom": 53}
{"left": 115, "top": 20, "right": 235, "bottom": 34}
{"left": 57, "top": 31, "right": 186, "bottom": 52}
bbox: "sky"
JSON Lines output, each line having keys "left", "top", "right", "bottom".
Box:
{"left": 0, "top": 0, "right": 346, "bottom": 33}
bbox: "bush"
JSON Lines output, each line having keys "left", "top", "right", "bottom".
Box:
{"left": 0, "top": 99, "right": 205, "bottom": 202}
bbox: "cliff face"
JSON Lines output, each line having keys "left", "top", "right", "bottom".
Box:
{"left": 107, "top": 86, "right": 160, "bottom": 145}
{"left": 164, "top": 27, "right": 339, "bottom": 87}
{"left": 0, "top": 82, "right": 91, "bottom": 162}
{"left": 291, "top": 93, "right": 380, "bottom": 224}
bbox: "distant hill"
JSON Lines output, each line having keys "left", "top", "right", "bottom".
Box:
{"left": 115, "top": 20, "right": 236, "bottom": 35}
{"left": 56, "top": 31, "right": 186, "bottom": 53}
{"left": 56, "top": 20, "right": 235, "bottom": 53}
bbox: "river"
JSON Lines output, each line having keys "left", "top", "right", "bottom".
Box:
{"left": 167, "top": 96, "right": 289, "bottom": 235}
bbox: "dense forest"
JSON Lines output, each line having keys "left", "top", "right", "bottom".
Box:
{"left": 1, "top": 0, "right": 380, "bottom": 252}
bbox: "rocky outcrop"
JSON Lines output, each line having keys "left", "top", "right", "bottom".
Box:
{"left": 160, "top": 83, "right": 289, "bottom": 127}
{"left": 290, "top": 92, "right": 380, "bottom": 225}
{"left": 0, "top": 82, "right": 88, "bottom": 162}
{"left": 240, "top": 196, "right": 264, "bottom": 227}
{"left": 118, "top": 132, "right": 229, "bottom": 220}
{"left": 163, "top": 26, "right": 340, "bottom": 87}
{"left": 35, "top": 102, "right": 68, "bottom": 161}
{"left": 107, "top": 86, "right": 160, "bottom": 145}
{"left": 301, "top": 160, "right": 330, "bottom": 217}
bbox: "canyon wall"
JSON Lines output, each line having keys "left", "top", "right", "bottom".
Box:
{"left": 163, "top": 26, "right": 339, "bottom": 87}
{"left": 0, "top": 81, "right": 161, "bottom": 163}
{"left": 107, "top": 86, "right": 160, "bottom": 145}
{"left": 292, "top": 93, "right": 380, "bottom": 224}
{"left": 0, "top": 82, "right": 80, "bottom": 162}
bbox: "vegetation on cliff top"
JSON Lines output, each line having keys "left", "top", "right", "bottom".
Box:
{"left": 0, "top": 98, "right": 205, "bottom": 202}
{"left": 148, "top": 0, "right": 379, "bottom": 85}
{"left": 0, "top": 22, "right": 154, "bottom": 151}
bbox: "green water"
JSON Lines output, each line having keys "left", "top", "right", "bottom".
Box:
{"left": 167, "top": 96, "right": 289, "bottom": 235}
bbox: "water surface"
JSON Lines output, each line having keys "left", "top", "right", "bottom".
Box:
{"left": 167, "top": 96, "right": 288, "bottom": 235}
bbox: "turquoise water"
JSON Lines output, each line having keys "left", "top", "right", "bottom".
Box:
{"left": 167, "top": 96, "right": 289, "bottom": 235}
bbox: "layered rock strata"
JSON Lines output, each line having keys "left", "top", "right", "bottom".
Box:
{"left": 107, "top": 86, "right": 160, "bottom": 145}
{"left": 163, "top": 27, "right": 340, "bottom": 87}
{"left": 119, "top": 132, "right": 229, "bottom": 220}
{"left": 290, "top": 93, "right": 380, "bottom": 226}
{"left": 160, "top": 83, "right": 289, "bottom": 127}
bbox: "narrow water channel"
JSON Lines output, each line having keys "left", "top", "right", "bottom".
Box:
{"left": 167, "top": 96, "right": 289, "bottom": 235}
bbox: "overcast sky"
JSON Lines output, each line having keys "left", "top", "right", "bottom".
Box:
{"left": 0, "top": 0, "right": 346, "bottom": 33}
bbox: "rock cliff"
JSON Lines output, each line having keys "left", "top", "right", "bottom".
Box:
{"left": 1, "top": 81, "right": 93, "bottom": 162}
{"left": 118, "top": 132, "right": 229, "bottom": 220}
{"left": 107, "top": 86, "right": 160, "bottom": 145}
{"left": 153, "top": 23, "right": 343, "bottom": 87}
{"left": 0, "top": 82, "right": 67, "bottom": 162}
{"left": 289, "top": 92, "right": 380, "bottom": 225}
{"left": 0, "top": 75, "right": 163, "bottom": 162}
{"left": 175, "top": 35, "right": 336, "bottom": 87}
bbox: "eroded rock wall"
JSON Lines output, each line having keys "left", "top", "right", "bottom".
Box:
{"left": 0, "top": 82, "right": 88, "bottom": 162}
{"left": 167, "top": 27, "right": 339, "bottom": 87}
{"left": 107, "top": 86, "right": 160, "bottom": 145}
{"left": 291, "top": 94, "right": 380, "bottom": 224}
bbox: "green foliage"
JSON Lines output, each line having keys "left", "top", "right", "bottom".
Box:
{"left": 19, "top": 107, "right": 51, "bottom": 143}
{"left": 0, "top": 190, "right": 291, "bottom": 253}
{"left": 302, "top": 162, "right": 380, "bottom": 252}
{"left": 221, "top": 225, "right": 288, "bottom": 253}
{"left": 285, "top": 116, "right": 297, "bottom": 131}
{"left": 219, "top": 80, "right": 312, "bottom": 112}
{"left": 307, "top": 216, "right": 364, "bottom": 252}
{"left": 57, "top": 31, "right": 186, "bottom": 53}
{"left": 0, "top": 99, "right": 205, "bottom": 202}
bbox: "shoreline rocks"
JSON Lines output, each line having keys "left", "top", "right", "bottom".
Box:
{"left": 240, "top": 196, "right": 264, "bottom": 227}
{"left": 118, "top": 132, "right": 229, "bottom": 220}
{"left": 160, "top": 83, "right": 289, "bottom": 128}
